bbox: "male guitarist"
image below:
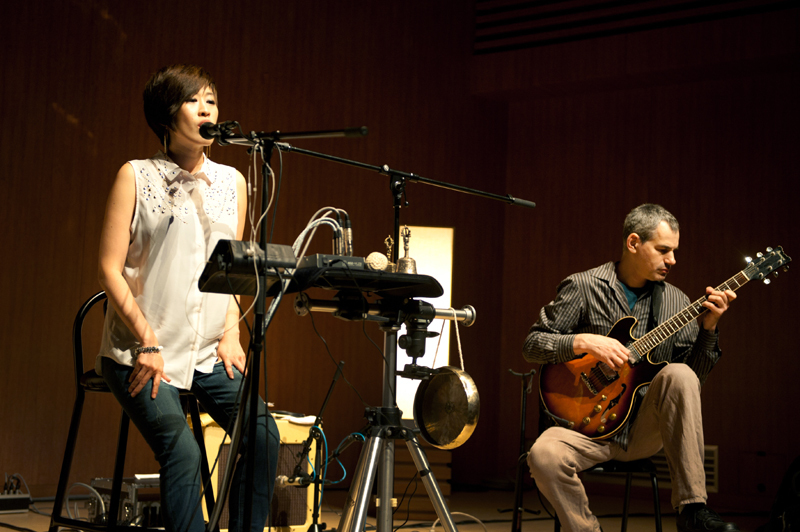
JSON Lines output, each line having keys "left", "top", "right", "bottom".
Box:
{"left": 524, "top": 203, "right": 738, "bottom": 532}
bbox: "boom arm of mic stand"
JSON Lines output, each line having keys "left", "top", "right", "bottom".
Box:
{"left": 274, "top": 140, "right": 535, "bottom": 265}
{"left": 214, "top": 127, "right": 369, "bottom": 146}
{"left": 274, "top": 142, "right": 536, "bottom": 210}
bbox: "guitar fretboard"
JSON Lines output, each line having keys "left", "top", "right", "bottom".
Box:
{"left": 631, "top": 271, "right": 750, "bottom": 356}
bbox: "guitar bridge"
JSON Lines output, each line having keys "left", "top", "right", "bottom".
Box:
{"left": 580, "top": 372, "right": 598, "bottom": 395}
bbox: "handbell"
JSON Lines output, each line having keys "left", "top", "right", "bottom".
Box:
{"left": 397, "top": 226, "right": 417, "bottom": 274}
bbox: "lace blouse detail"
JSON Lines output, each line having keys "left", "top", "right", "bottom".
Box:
{"left": 138, "top": 152, "right": 237, "bottom": 224}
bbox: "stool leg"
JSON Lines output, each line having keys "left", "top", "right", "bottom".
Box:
{"left": 107, "top": 411, "right": 130, "bottom": 531}
{"left": 49, "top": 391, "right": 86, "bottom": 532}
{"left": 187, "top": 400, "right": 218, "bottom": 532}
{"left": 621, "top": 471, "right": 632, "bottom": 532}
{"left": 650, "top": 472, "right": 662, "bottom": 532}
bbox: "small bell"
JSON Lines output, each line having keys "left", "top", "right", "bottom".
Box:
{"left": 384, "top": 235, "right": 396, "bottom": 272}
{"left": 397, "top": 226, "right": 417, "bottom": 274}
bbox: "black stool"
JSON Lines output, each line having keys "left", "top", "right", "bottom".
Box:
{"left": 49, "top": 291, "right": 217, "bottom": 532}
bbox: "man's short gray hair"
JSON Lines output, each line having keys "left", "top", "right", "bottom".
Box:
{"left": 623, "top": 204, "right": 679, "bottom": 243}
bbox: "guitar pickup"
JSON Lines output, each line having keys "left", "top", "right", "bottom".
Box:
{"left": 580, "top": 372, "right": 599, "bottom": 395}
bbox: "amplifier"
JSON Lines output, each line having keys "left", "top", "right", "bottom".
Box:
{"left": 199, "top": 414, "right": 315, "bottom": 532}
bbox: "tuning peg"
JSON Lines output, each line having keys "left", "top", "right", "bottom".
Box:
{"left": 767, "top": 247, "right": 773, "bottom": 252}
{"left": 757, "top": 252, "right": 764, "bottom": 258}
{"left": 763, "top": 278, "right": 772, "bottom": 285}
{"left": 745, "top": 256, "right": 753, "bottom": 263}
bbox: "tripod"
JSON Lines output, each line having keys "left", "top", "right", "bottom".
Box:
{"left": 336, "top": 321, "right": 457, "bottom": 532}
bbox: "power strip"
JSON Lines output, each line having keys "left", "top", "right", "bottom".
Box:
{"left": 0, "top": 493, "right": 31, "bottom": 514}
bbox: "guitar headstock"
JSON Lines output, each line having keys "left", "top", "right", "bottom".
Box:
{"left": 744, "top": 246, "right": 791, "bottom": 284}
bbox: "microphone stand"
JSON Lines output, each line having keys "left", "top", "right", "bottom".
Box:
{"left": 204, "top": 126, "right": 372, "bottom": 532}
{"left": 289, "top": 360, "right": 346, "bottom": 532}
{"left": 203, "top": 135, "right": 277, "bottom": 532}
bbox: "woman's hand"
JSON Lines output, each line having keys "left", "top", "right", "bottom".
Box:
{"left": 218, "top": 335, "right": 246, "bottom": 379}
{"left": 128, "top": 351, "right": 171, "bottom": 399}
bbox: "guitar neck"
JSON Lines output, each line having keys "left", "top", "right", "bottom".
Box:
{"left": 632, "top": 271, "right": 750, "bottom": 355}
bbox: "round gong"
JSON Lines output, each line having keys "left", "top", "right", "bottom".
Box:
{"left": 413, "top": 366, "right": 480, "bottom": 449}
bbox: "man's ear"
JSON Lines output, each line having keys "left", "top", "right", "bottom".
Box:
{"left": 626, "top": 233, "right": 641, "bottom": 253}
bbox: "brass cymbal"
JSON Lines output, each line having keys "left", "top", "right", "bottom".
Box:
{"left": 413, "top": 366, "right": 480, "bottom": 449}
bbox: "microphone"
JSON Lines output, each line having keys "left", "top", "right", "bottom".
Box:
{"left": 200, "top": 121, "right": 238, "bottom": 140}
{"left": 343, "top": 213, "right": 353, "bottom": 257}
{"left": 334, "top": 211, "right": 345, "bottom": 256}
{"left": 275, "top": 475, "right": 311, "bottom": 488}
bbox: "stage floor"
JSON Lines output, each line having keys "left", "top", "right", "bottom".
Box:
{"left": 2, "top": 487, "right": 769, "bottom": 532}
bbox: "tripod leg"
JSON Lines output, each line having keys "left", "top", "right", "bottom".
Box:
{"left": 377, "top": 439, "right": 395, "bottom": 532}
{"left": 404, "top": 433, "right": 459, "bottom": 532}
{"left": 338, "top": 432, "right": 385, "bottom": 532}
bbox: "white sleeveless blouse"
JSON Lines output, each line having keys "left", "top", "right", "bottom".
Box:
{"left": 97, "top": 152, "right": 239, "bottom": 389}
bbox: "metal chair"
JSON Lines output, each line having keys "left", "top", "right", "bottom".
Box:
{"left": 49, "top": 291, "right": 217, "bottom": 532}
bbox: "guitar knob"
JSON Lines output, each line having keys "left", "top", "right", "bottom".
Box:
{"left": 601, "top": 395, "right": 608, "bottom": 401}
{"left": 593, "top": 404, "right": 602, "bottom": 413}
{"left": 582, "top": 417, "right": 590, "bottom": 425}
{"left": 609, "top": 413, "right": 617, "bottom": 421}
{"left": 568, "top": 421, "right": 575, "bottom": 429}
{"left": 597, "top": 425, "right": 606, "bottom": 433}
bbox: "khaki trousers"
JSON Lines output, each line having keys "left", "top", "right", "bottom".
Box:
{"left": 527, "top": 363, "right": 708, "bottom": 532}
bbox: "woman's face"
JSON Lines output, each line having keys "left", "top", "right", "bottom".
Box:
{"left": 169, "top": 85, "right": 219, "bottom": 148}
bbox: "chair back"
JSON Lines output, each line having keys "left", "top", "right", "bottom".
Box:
{"left": 71, "top": 291, "right": 108, "bottom": 391}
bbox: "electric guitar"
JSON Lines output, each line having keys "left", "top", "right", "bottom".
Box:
{"left": 539, "top": 246, "right": 791, "bottom": 440}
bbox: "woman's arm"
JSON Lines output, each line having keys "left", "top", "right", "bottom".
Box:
{"left": 98, "top": 163, "right": 170, "bottom": 398}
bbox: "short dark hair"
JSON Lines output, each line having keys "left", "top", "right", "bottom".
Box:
{"left": 623, "top": 204, "right": 679, "bottom": 243}
{"left": 143, "top": 64, "right": 217, "bottom": 144}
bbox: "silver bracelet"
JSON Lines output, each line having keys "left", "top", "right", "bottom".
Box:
{"left": 134, "top": 345, "right": 164, "bottom": 356}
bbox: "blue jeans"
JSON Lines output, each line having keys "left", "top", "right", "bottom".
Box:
{"left": 101, "top": 357, "right": 280, "bottom": 532}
